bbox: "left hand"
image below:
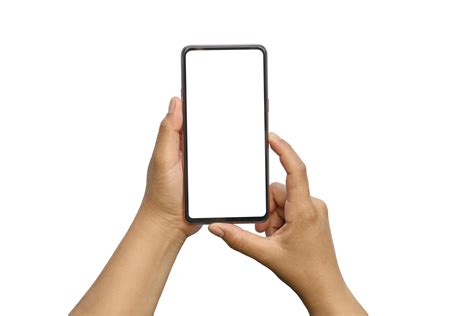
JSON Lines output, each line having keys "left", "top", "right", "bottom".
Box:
{"left": 140, "top": 97, "right": 200, "bottom": 238}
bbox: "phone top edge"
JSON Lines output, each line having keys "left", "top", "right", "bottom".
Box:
{"left": 182, "top": 44, "right": 267, "bottom": 57}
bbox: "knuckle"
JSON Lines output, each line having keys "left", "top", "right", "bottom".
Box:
{"left": 308, "top": 204, "right": 320, "bottom": 219}
{"left": 228, "top": 234, "right": 245, "bottom": 251}
{"left": 304, "top": 208, "right": 318, "bottom": 222}
{"left": 279, "top": 138, "right": 290, "bottom": 148}
{"left": 297, "top": 162, "right": 307, "bottom": 174}
{"left": 159, "top": 116, "right": 170, "bottom": 131}
{"left": 320, "top": 206, "right": 329, "bottom": 218}
{"left": 270, "top": 182, "right": 284, "bottom": 190}
{"left": 313, "top": 198, "right": 328, "bottom": 216}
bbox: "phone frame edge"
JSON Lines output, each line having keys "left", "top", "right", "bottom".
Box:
{"left": 181, "top": 44, "right": 270, "bottom": 224}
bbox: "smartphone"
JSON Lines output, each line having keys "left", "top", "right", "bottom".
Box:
{"left": 181, "top": 44, "right": 269, "bottom": 224}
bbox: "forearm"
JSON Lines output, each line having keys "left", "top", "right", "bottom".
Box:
{"left": 70, "top": 206, "right": 186, "bottom": 316}
{"left": 299, "top": 273, "right": 367, "bottom": 316}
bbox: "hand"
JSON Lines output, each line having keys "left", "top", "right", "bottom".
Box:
{"left": 71, "top": 97, "right": 200, "bottom": 316}
{"left": 140, "top": 97, "right": 200, "bottom": 238}
{"left": 209, "top": 132, "right": 366, "bottom": 315}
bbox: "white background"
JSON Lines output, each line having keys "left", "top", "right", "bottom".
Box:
{"left": 186, "top": 49, "right": 267, "bottom": 219}
{"left": 0, "top": 1, "right": 473, "bottom": 315}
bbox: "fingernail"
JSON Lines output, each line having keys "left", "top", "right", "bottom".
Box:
{"left": 168, "top": 98, "right": 176, "bottom": 113}
{"left": 269, "top": 132, "right": 281, "bottom": 140}
{"left": 208, "top": 224, "right": 224, "bottom": 238}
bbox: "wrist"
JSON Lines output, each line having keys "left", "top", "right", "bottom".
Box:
{"left": 298, "top": 273, "right": 366, "bottom": 315}
{"left": 134, "top": 205, "right": 188, "bottom": 247}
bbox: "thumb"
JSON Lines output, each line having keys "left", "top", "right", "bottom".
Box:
{"left": 209, "top": 223, "right": 273, "bottom": 264}
{"left": 154, "top": 97, "right": 183, "bottom": 168}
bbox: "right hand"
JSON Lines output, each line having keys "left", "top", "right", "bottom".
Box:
{"left": 209, "top": 132, "right": 366, "bottom": 315}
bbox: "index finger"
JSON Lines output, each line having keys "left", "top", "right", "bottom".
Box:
{"left": 268, "top": 132, "right": 310, "bottom": 203}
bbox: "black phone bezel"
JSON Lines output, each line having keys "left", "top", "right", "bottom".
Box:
{"left": 181, "top": 44, "right": 269, "bottom": 224}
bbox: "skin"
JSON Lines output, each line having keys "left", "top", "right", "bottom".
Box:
{"left": 71, "top": 97, "right": 366, "bottom": 315}
{"left": 209, "top": 132, "right": 367, "bottom": 315}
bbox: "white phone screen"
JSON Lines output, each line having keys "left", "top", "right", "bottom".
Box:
{"left": 183, "top": 47, "right": 268, "bottom": 221}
